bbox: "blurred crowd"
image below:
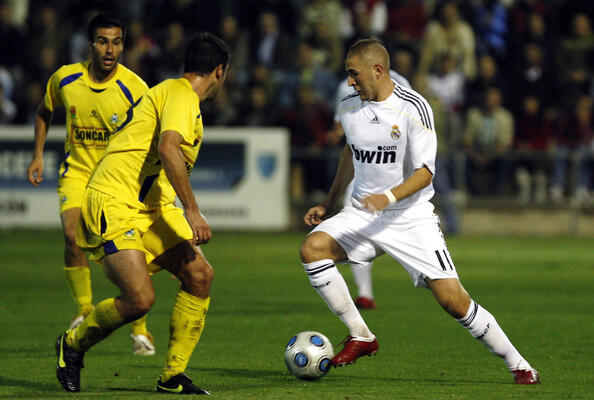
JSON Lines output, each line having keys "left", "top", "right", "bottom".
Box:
{"left": 0, "top": 0, "right": 593, "bottom": 205}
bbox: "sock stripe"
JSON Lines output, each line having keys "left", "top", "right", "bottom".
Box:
{"left": 460, "top": 301, "right": 479, "bottom": 327}
{"left": 306, "top": 263, "right": 335, "bottom": 276}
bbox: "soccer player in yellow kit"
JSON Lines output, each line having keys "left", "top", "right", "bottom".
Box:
{"left": 54, "top": 32, "right": 229, "bottom": 394}
{"left": 26, "top": 13, "right": 155, "bottom": 356}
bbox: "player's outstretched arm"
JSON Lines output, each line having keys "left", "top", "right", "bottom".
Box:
{"left": 27, "top": 102, "right": 53, "bottom": 186}
{"left": 159, "top": 130, "right": 211, "bottom": 245}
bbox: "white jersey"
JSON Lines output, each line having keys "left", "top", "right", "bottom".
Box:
{"left": 334, "top": 70, "right": 411, "bottom": 123}
{"left": 337, "top": 82, "right": 437, "bottom": 210}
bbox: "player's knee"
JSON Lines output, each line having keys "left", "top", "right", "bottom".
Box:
{"left": 134, "top": 291, "right": 155, "bottom": 316}
{"left": 63, "top": 228, "right": 78, "bottom": 249}
{"left": 437, "top": 293, "right": 469, "bottom": 319}
{"left": 180, "top": 260, "right": 213, "bottom": 294}
{"left": 299, "top": 234, "right": 332, "bottom": 263}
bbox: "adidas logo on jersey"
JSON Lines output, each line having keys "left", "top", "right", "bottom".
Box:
{"left": 351, "top": 144, "right": 397, "bottom": 164}
{"left": 370, "top": 116, "right": 380, "bottom": 124}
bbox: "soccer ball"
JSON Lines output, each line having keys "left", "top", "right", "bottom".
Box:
{"left": 284, "top": 331, "right": 334, "bottom": 380}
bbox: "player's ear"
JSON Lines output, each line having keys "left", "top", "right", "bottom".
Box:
{"left": 373, "top": 63, "right": 384, "bottom": 78}
{"left": 215, "top": 64, "right": 225, "bottom": 80}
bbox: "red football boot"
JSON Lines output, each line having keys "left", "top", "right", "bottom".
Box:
{"left": 354, "top": 297, "right": 376, "bottom": 310}
{"left": 512, "top": 369, "right": 541, "bottom": 384}
{"left": 331, "top": 336, "right": 378, "bottom": 366}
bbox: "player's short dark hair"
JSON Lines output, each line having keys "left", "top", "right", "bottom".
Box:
{"left": 183, "top": 32, "right": 230, "bottom": 75}
{"left": 88, "top": 13, "right": 125, "bottom": 42}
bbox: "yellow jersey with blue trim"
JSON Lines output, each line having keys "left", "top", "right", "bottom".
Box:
{"left": 87, "top": 78, "right": 204, "bottom": 210}
{"left": 44, "top": 61, "right": 148, "bottom": 181}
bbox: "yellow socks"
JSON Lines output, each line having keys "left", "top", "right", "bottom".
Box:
{"left": 161, "top": 291, "right": 210, "bottom": 382}
{"left": 63, "top": 266, "right": 93, "bottom": 316}
{"left": 130, "top": 314, "right": 149, "bottom": 336}
{"left": 67, "top": 298, "right": 124, "bottom": 352}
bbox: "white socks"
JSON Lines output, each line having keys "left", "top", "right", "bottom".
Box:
{"left": 303, "top": 259, "right": 373, "bottom": 339}
{"left": 457, "top": 300, "right": 532, "bottom": 371}
{"left": 351, "top": 262, "right": 373, "bottom": 299}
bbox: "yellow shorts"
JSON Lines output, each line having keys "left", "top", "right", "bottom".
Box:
{"left": 76, "top": 187, "right": 193, "bottom": 268}
{"left": 57, "top": 177, "right": 87, "bottom": 213}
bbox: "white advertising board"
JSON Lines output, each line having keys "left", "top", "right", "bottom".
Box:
{"left": 0, "top": 125, "right": 289, "bottom": 229}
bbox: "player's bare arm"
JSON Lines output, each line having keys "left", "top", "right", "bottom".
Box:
{"left": 304, "top": 144, "right": 354, "bottom": 226}
{"left": 159, "top": 130, "right": 211, "bottom": 245}
{"left": 27, "top": 102, "right": 53, "bottom": 186}
{"left": 361, "top": 166, "right": 433, "bottom": 212}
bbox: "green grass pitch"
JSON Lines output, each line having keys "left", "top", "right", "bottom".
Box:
{"left": 0, "top": 229, "right": 592, "bottom": 399}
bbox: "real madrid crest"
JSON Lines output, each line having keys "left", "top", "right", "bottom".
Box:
{"left": 391, "top": 124, "right": 401, "bottom": 139}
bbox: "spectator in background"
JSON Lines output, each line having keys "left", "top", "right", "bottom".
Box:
{"left": 299, "top": 0, "right": 345, "bottom": 74}
{"left": 123, "top": 19, "right": 160, "bottom": 85}
{"left": 238, "top": 84, "right": 277, "bottom": 127}
{"left": 14, "top": 80, "right": 43, "bottom": 124}
{"left": 0, "top": 0, "right": 25, "bottom": 70}
{"left": 418, "top": 0, "right": 477, "bottom": 81}
{"left": 415, "top": 73, "right": 460, "bottom": 234}
{"left": 513, "top": 13, "right": 554, "bottom": 64}
{"left": 508, "top": 0, "right": 553, "bottom": 35}
{"left": 463, "top": 87, "right": 514, "bottom": 195}
{"left": 426, "top": 52, "right": 465, "bottom": 150}
{"left": 155, "top": 22, "right": 185, "bottom": 81}
{"left": 513, "top": 42, "right": 555, "bottom": 116}
{"left": 391, "top": 46, "right": 416, "bottom": 84}
{"left": 201, "top": 86, "right": 240, "bottom": 127}
{"left": 384, "top": 0, "right": 427, "bottom": 53}
{"left": 0, "top": 82, "right": 16, "bottom": 122}
{"left": 513, "top": 95, "right": 553, "bottom": 204}
{"left": 26, "top": 5, "right": 66, "bottom": 66}
{"left": 343, "top": 0, "right": 388, "bottom": 48}
{"left": 304, "top": 17, "right": 344, "bottom": 75}
{"left": 471, "top": 0, "right": 509, "bottom": 63}
{"left": 28, "top": 46, "right": 60, "bottom": 86}
{"left": 284, "top": 83, "right": 334, "bottom": 200}
{"left": 557, "top": 13, "right": 594, "bottom": 109}
{"left": 219, "top": 15, "right": 250, "bottom": 83}
{"left": 465, "top": 53, "right": 510, "bottom": 110}
{"left": 247, "top": 63, "right": 280, "bottom": 108}
{"left": 0, "top": 65, "right": 14, "bottom": 102}
{"left": 69, "top": 9, "right": 100, "bottom": 63}
{"left": 277, "top": 41, "right": 338, "bottom": 110}
{"left": 250, "top": 10, "right": 294, "bottom": 71}
{"left": 300, "top": 0, "right": 346, "bottom": 41}
{"left": 550, "top": 95, "right": 593, "bottom": 205}
{"left": 239, "top": 0, "right": 299, "bottom": 37}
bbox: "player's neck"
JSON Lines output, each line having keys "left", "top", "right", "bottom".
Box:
{"left": 374, "top": 81, "right": 395, "bottom": 102}
{"left": 182, "top": 72, "right": 214, "bottom": 100}
{"left": 88, "top": 63, "right": 118, "bottom": 83}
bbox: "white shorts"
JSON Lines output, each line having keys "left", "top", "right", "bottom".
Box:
{"left": 311, "top": 202, "right": 458, "bottom": 288}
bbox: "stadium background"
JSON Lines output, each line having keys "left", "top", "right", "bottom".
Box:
{"left": 0, "top": 0, "right": 593, "bottom": 234}
{"left": 0, "top": 2, "right": 592, "bottom": 399}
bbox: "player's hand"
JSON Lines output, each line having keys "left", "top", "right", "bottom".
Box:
{"left": 361, "top": 193, "right": 390, "bottom": 212}
{"left": 186, "top": 209, "right": 211, "bottom": 245}
{"left": 27, "top": 156, "right": 44, "bottom": 186}
{"left": 304, "top": 205, "right": 327, "bottom": 226}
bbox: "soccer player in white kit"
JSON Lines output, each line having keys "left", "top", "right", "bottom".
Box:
{"left": 331, "top": 69, "right": 411, "bottom": 310}
{"left": 300, "top": 39, "right": 540, "bottom": 384}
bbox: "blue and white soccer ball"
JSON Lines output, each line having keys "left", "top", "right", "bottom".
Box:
{"left": 284, "top": 331, "right": 334, "bottom": 380}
